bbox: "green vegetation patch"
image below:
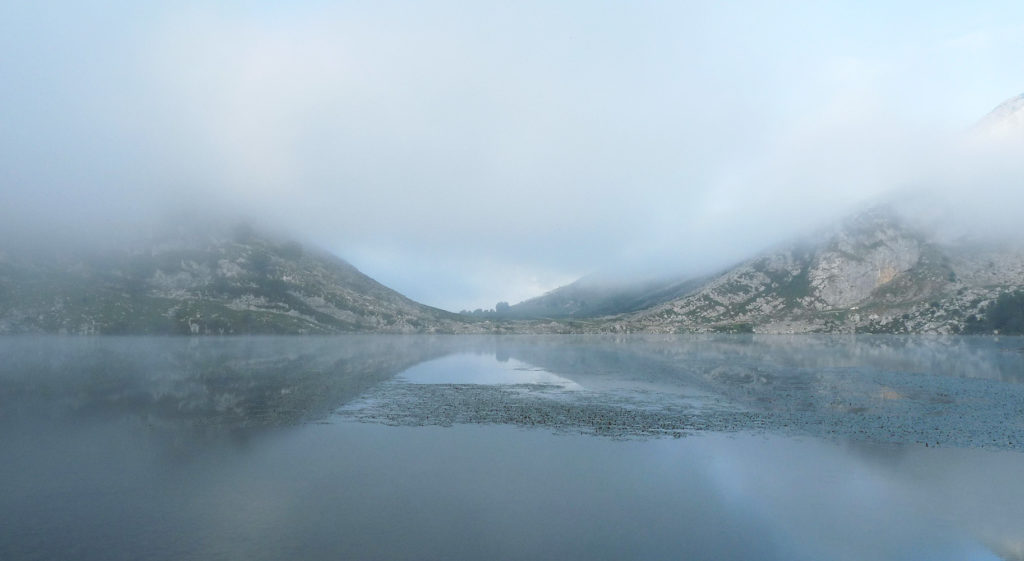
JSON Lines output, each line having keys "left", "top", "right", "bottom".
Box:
{"left": 963, "top": 290, "right": 1024, "bottom": 335}
{"left": 759, "top": 266, "right": 811, "bottom": 308}
{"left": 710, "top": 322, "right": 755, "bottom": 334}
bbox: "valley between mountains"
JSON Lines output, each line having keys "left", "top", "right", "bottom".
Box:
{"left": 2, "top": 206, "right": 1022, "bottom": 335}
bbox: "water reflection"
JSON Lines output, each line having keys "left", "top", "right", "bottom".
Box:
{"left": 0, "top": 336, "right": 452, "bottom": 432}
{"left": 342, "top": 335, "right": 1024, "bottom": 449}
{"left": 2, "top": 333, "right": 1024, "bottom": 446}
{"left": 3, "top": 335, "right": 1023, "bottom": 447}
{"left": 398, "top": 353, "right": 582, "bottom": 389}
{"left": 2, "top": 335, "right": 1024, "bottom": 560}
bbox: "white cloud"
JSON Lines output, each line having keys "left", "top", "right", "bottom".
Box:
{"left": 3, "top": 1, "right": 1024, "bottom": 309}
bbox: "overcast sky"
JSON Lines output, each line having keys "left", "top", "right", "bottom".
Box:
{"left": 2, "top": 1, "right": 1023, "bottom": 311}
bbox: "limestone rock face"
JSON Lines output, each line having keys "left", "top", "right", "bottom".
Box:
{"left": 808, "top": 213, "right": 922, "bottom": 309}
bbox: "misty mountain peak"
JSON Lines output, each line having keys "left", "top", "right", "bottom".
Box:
{"left": 0, "top": 221, "right": 474, "bottom": 335}
{"left": 837, "top": 204, "right": 905, "bottom": 234}
{"left": 974, "top": 93, "right": 1024, "bottom": 140}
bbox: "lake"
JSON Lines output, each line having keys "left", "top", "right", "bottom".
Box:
{"left": 2, "top": 335, "right": 1023, "bottom": 560}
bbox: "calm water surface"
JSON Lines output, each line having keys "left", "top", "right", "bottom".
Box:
{"left": 1, "top": 335, "right": 1023, "bottom": 560}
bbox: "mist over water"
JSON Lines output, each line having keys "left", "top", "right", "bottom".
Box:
{"left": 4, "top": 3, "right": 1024, "bottom": 559}
{"left": 2, "top": 335, "right": 1023, "bottom": 560}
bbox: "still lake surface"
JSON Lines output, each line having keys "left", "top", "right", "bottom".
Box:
{"left": 2, "top": 335, "right": 1023, "bottom": 560}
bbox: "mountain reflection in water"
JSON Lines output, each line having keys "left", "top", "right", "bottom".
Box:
{"left": 1, "top": 335, "right": 1022, "bottom": 560}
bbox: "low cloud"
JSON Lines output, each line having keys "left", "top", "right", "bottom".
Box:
{"left": 2, "top": 1, "right": 1023, "bottom": 310}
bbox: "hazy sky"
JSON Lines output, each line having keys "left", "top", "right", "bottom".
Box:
{"left": 2, "top": 1, "right": 1023, "bottom": 311}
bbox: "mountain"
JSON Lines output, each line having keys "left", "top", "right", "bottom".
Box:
{"left": 0, "top": 223, "right": 477, "bottom": 335}
{"left": 501, "top": 273, "right": 710, "bottom": 319}
{"left": 590, "top": 207, "right": 1024, "bottom": 334}
{"left": 509, "top": 93, "right": 1024, "bottom": 334}
{"left": 6, "top": 93, "right": 1023, "bottom": 336}
{"left": 5, "top": 210, "right": 1021, "bottom": 336}
{"left": 973, "top": 92, "right": 1024, "bottom": 140}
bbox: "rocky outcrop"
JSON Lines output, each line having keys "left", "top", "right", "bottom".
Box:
{"left": 808, "top": 210, "right": 922, "bottom": 309}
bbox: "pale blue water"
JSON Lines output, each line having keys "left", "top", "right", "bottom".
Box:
{"left": 1, "top": 335, "right": 1022, "bottom": 560}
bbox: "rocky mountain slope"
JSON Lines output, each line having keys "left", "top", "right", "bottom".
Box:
{"left": 6, "top": 93, "right": 1023, "bottom": 336}
{"left": 513, "top": 93, "right": 1024, "bottom": 335}
{"left": 590, "top": 207, "right": 1024, "bottom": 334}
{"left": 0, "top": 224, "right": 478, "bottom": 335}
{"left": 4, "top": 210, "right": 1021, "bottom": 336}
{"left": 501, "top": 273, "right": 709, "bottom": 319}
